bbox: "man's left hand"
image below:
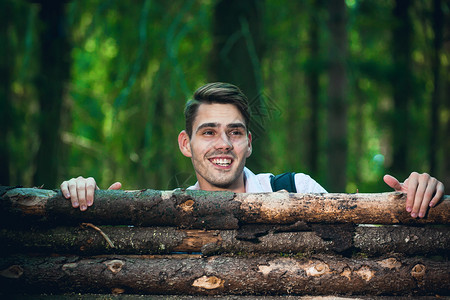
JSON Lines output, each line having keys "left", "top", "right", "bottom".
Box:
{"left": 383, "top": 172, "right": 445, "bottom": 218}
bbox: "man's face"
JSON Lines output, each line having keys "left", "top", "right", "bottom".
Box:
{"left": 178, "top": 103, "right": 252, "bottom": 192}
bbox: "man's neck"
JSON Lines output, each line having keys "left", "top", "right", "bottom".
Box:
{"left": 197, "top": 172, "right": 246, "bottom": 193}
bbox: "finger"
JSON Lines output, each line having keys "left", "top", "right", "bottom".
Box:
{"left": 108, "top": 182, "right": 122, "bottom": 190}
{"left": 411, "top": 173, "right": 430, "bottom": 218}
{"left": 406, "top": 172, "right": 419, "bottom": 214}
{"left": 430, "top": 182, "right": 445, "bottom": 208}
{"left": 76, "top": 177, "right": 88, "bottom": 211}
{"left": 383, "top": 174, "right": 403, "bottom": 191}
{"left": 67, "top": 178, "right": 79, "bottom": 208}
{"left": 418, "top": 178, "right": 437, "bottom": 218}
{"left": 60, "top": 181, "right": 70, "bottom": 199}
{"left": 85, "top": 177, "right": 96, "bottom": 207}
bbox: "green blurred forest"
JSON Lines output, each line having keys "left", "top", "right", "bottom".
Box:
{"left": 1, "top": 0, "right": 449, "bottom": 193}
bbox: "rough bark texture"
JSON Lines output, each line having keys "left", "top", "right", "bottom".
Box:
{"left": 1, "top": 187, "right": 449, "bottom": 228}
{"left": 2, "top": 225, "right": 448, "bottom": 257}
{"left": 354, "top": 225, "right": 450, "bottom": 256}
{"left": 0, "top": 254, "right": 448, "bottom": 296}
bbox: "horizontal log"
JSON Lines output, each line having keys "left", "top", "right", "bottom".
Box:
{"left": 1, "top": 225, "right": 448, "bottom": 256}
{"left": 0, "top": 254, "right": 448, "bottom": 296}
{"left": 1, "top": 186, "right": 449, "bottom": 228}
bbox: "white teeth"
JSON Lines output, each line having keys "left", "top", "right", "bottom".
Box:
{"left": 211, "top": 158, "right": 231, "bottom": 166}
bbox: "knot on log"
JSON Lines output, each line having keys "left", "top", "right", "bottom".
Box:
{"left": 0, "top": 265, "right": 24, "bottom": 279}
{"left": 405, "top": 235, "right": 419, "bottom": 243}
{"left": 378, "top": 258, "right": 402, "bottom": 270}
{"left": 192, "top": 276, "right": 224, "bottom": 290}
{"left": 111, "top": 287, "right": 125, "bottom": 294}
{"left": 305, "top": 262, "right": 330, "bottom": 276}
{"left": 411, "top": 264, "right": 426, "bottom": 279}
{"left": 356, "top": 266, "right": 375, "bottom": 282}
{"left": 62, "top": 263, "right": 78, "bottom": 274}
{"left": 340, "top": 267, "right": 352, "bottom": 280}
{"left": 104, "top": 260, "right": 124, "bottom": 274}
{"left": 179, "top": 199, "right": 194, "bottom": 212}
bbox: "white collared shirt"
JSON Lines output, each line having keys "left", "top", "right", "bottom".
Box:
{"left": 187, "top": 167, "right": 327, "bottom": 193}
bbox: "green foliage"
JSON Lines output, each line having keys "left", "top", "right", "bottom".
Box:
{"left": 2, "top": 0, "right": 448, "bottom": 191}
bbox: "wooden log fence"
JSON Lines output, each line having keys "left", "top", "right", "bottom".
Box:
{"left": 0, "top": 186, "right": 449, "bottom": 297}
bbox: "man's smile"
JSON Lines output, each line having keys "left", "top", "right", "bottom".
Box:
{"left": 209, "top": 157, "right": 233, "bottom": 168}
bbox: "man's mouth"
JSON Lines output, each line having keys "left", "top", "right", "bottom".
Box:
{"left": 209, "top": 158, "right": 233, "bottom": 167}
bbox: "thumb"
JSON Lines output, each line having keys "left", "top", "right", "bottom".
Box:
{"left": 383, "top": 174, "right": 403, "bottom": 191}
{"left": 108, "top": 182, "right": 122, "bottom": 190}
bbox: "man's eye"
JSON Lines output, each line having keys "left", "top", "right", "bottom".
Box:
{"left": 230, "top": 130, "right": 243, "bottom": 136}
{"left": 203, "top": 130, "right": 214, "bottom": 135}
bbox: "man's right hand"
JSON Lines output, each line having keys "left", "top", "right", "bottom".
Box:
{"left": 60, "top": 176, "right": 122, "bottom": 211}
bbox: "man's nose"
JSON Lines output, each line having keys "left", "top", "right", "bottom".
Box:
{"left": 215, "top": 132, "right": 233, "bottom": 150}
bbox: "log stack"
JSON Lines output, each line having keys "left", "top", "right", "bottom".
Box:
{"left": 0, "top": 186, "right": 449, "bottom": 297}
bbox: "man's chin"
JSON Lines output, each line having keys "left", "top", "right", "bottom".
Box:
{"left": 205, "top": 174, "right": 240, "bottom": 189}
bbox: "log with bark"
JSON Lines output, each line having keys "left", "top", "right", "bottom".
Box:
{"left": 1, "top": 224, "right": 448, "bottom": 257}
{"left": 1, "top": 187, "right": 449, "bottom": 228}
{"left": 0, "top": 254, "right": 448, "bottom": 296}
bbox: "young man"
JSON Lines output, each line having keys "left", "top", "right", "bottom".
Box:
{"left": 61, "top": 82, "right": 445, "bottom": 219}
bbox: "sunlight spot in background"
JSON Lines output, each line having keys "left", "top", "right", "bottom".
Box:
{"left": 346, "top": 0, "right": 357, "bottom": 8}
{"left": 104, "top": 38, "right": 118, "bottom": 59}
{"left": 373, "top": 154, "right": 384, "bottom": 165}
{"left": 85, "top": 39, "right": 96, "bottom": 53}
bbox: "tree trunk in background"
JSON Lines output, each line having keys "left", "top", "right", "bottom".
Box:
{"left": 326, "top": 0, "right": 348, "bottom": 192}
{"left": 353, "top": 80, "right": 364, "bottom": 188}
{"left": 390, "top": 0, "right": 412, "bottom": 177}
{"left": 33, "top": 1, "right": 70, "bottom": 188}
{"left": 210, "top": 0, "right": 265, "bottom": 172}
{"left": 430, "top": 0, "right": 443, "bottom": 175}
{"left": 306, "top": 0, "right": 321, "bottom": 178}
{"left": 444, "top": 40, "right": 450, "bottom": 189}
{"left": 0, "top": 2, "right": 13, "bottom": 186}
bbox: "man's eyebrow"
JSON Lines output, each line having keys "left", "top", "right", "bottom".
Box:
{"left": 195, "top": 122, "right": 219, "bottom": 133}
{"left": 227, "top": 123, "right": 247, "bottom": 130}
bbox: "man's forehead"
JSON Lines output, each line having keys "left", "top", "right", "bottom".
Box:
{"left": 194, "top": 103, "right": 245, "bottom": 126}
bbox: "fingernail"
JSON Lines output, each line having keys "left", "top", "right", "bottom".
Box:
{"left": 80, "top": 205, "right": 87, "bottom": 211}
{"left": 73, "top": 201, "right": 79, "bottom": 207}
{"left": 65, "top": 193, "right": 70, "bottom": 198}
{"left": 429, "top": 203, "right": 434, "bottom": 207}
{"left": 411, "top": 213, "right": 417, "bottom": 218}
{"left": 406, "top": 207, "right": 412, "bottom": 212}
{"left": 419, "top": 213, "right": 424, "bottom": 218}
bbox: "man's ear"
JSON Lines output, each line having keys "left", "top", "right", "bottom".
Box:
{"left": 178, "top": 130, "right": 192, "bottom": 158}
{"left": 246, "top": 131, "right": 253, "bottom": 158}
